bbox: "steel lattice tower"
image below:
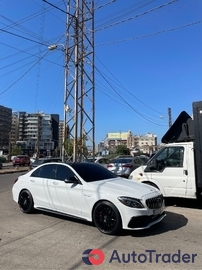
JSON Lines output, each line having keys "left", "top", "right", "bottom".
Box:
{"left": 64, "top": 0, "right": 95, "bottom": 162}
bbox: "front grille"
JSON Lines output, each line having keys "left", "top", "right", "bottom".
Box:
{"left": 146, "top": 194, "right": 164, "bottom": 209}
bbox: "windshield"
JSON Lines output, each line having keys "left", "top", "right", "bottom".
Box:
{"left": 71, "top": 163, "right": 117, "bottom": 182}
{"left": 32, "top": 159, "right": 45, "bottom": 165}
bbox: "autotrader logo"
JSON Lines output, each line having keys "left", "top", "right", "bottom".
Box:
{"left": 82, "top": 249, "right": 105, "bottom": 265}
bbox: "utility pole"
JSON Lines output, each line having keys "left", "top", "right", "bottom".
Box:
{"left": 46, "top": 0, "right": 95, "bottom": 162}
{"left": 168, "top": 107, "right": 172, "bottom": 128}
{"left": 65, "top": 0, "right": 95, "bottom": 162}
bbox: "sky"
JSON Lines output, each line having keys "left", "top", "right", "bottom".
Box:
{"left": 0, "top": 0, "right": 202, "bottom": 144}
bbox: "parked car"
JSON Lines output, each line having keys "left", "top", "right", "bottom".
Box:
{"left": 29, "top": 157, "right": 62, "bottom": 170}
{"left": 138, "top": 155, "right": 150, "bottom": 164}
{"left": 12, "top": 162, "right": 165, "bottom": 235}
{"left": 107, "top": 156, "right": 149, "bottom": 178}
{"left": 11, "top": 156, "right": 17, "bottom": 162}
{"left": 30, "top": 157, "right": 36, "bottom": 164}
{"left": 13, "top": 155, "right": 30, "bottom": 167}
{"left": 84, "top": 157, "right": 110, "bottom": 168}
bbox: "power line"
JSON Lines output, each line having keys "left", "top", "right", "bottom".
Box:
{"left": 95, "top": 76, "right": 166, "bottom": 124}
{"left": 95, "top": 66, "right": 164, "bottom": 126}
{"left": 0, "top": 28, "right": 49, "bottom": 47}
{"left": 96, "top": 56, "right": 165, "bottom": 116}
{"left": 0, "top": 51, "right": 49, "bottom": 96}
{"left": 0, "top": 41, "right": 63, "bottom": 67}
{"left": 95, "top": 0, "right": 155, "bottom": 28}
{"left": 0, "top": 14, "right": 50, "bottom": 44}
{"left": 35, "top": 1, "right": 46, "bottom": 111}
{"left": 96, "top": 20, "right": 202, "bottom": 46}
{"left": 94, "top": 0, "right": 116, "bottom": 11}
{"left": 95, "top": 0, "right": 179, "bottom": 32}
{"left": 42, "top": 0, "right": 75, "bottom": 17}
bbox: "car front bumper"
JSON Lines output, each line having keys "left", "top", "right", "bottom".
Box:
{"left": 119, "top": 202, "right": 166, "bottom": 230}
{"left": 127, "top": 212, "right": 166, "bottom": 229}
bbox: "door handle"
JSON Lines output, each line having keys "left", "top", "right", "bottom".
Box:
{"left": 52, "top": 181, "right": 59, "bottom": 185}
{"left": 183, "top": 170, "right": 188, "bottom": 176}
{"left": 30, "top": 179, "right": 35, "bottom": 183}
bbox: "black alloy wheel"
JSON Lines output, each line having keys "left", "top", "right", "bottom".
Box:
{"left": 18, "top": 190, "right": 34, "bottom": 214}
{"left": 93, "top": 201, "right": 122, "bottom": 235}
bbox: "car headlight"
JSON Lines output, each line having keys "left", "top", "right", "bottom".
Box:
{"left": 118, "top": 196, "right": 144, "bottom": 208}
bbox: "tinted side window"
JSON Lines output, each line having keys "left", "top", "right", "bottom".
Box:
{"left": 166, "top": 147, "right": 184, "bottom": 167}
{"left": 146, "top": 146, "right": 184, "bottom": 171}
{"left": 31, "top": 164, "right": 56, "bottom": 178}
{"left": 54, "top": 164, "right": 75, "bottom": 181}
{"left": 71, "top": 163, "right": 117, "bottom": 182}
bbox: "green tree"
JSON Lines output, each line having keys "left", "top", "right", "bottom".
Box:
{"left": 64, "top": 138, "right": 73, "bottom": 156}
{"left": 11, "top": 145, "right": 22, "bottom": 156}
{"left": 116, "top": 145, "right": 130, "bottom": 155}
{"left": 64, "top": 136, "right": 89, "bottom": 159}
{"left": 77, "top": 135, "right": 88, "bottom": 157}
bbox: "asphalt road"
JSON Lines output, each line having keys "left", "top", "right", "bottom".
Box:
{"left": 0, "top": 173, "right": 202, "bottom": 269}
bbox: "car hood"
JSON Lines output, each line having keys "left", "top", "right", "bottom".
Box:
{"left": 89, "top": 177, "right": 159, "bottom": 199}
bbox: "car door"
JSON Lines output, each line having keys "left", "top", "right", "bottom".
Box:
{"left": 29, "top": 164, "right": 55, "bottom": 209}
{"left": 47, "top": 164, "right": 83, "bottom": 216}
{"left": 145, "top": 146, "right": 187, "bottom": 197}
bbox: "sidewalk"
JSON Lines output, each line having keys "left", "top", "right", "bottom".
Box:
{"left": 0, "top": 166, "right": 29, "bottom": 174}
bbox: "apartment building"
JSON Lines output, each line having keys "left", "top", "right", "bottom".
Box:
{"left": 132, "top": 133, "right": 157, "bottom": 154}
{"left": 17, "top": 112, "right": 59, "bottom": 156}
{"left": 103, "top": 132, "right": 128, "bottom": 153}
{"left": 0, "top": 105, "right": 12, "bottom": 152}
{"left": 10, "top": 113, "right": 19, "bottom": 146}
{"left": 59, "top": 120, "right": 64, "bottom": 147}
{"left": 103, "top": 131, "right": 157, "bottom": 155}
{"left": 59, "top": 120, "right": 70, "bottom": 144}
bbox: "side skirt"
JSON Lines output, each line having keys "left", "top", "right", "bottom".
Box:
{"left": 36, "top": 207, "right": 88, "bottom": 222}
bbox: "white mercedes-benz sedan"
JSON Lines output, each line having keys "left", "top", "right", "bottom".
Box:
{"left": 12, "top": 162, "right": 166, "bottom": 235}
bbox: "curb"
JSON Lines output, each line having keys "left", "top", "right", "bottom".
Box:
{"left": 0, "top": 167, "right": 29, "bottom": 175}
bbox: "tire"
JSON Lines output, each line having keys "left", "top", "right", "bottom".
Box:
{"left": 18, "top": 190, "right": 34, "bottom": 214}
{"left": 93, "top": 201, "right": 122, "bottom": 235}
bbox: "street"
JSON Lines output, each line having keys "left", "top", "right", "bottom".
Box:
{"left": 0, "top": 173, "right": 202, "bottom": 269}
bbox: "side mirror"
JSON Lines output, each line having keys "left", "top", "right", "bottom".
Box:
{"left": 64, "top": 176, "right": 78, "bottom": 184}
{"left": 150, "top": 158, "right": 157, "bottom": 169}
{"left": 145, "top": 158, "right": 157, "bottom": 172}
